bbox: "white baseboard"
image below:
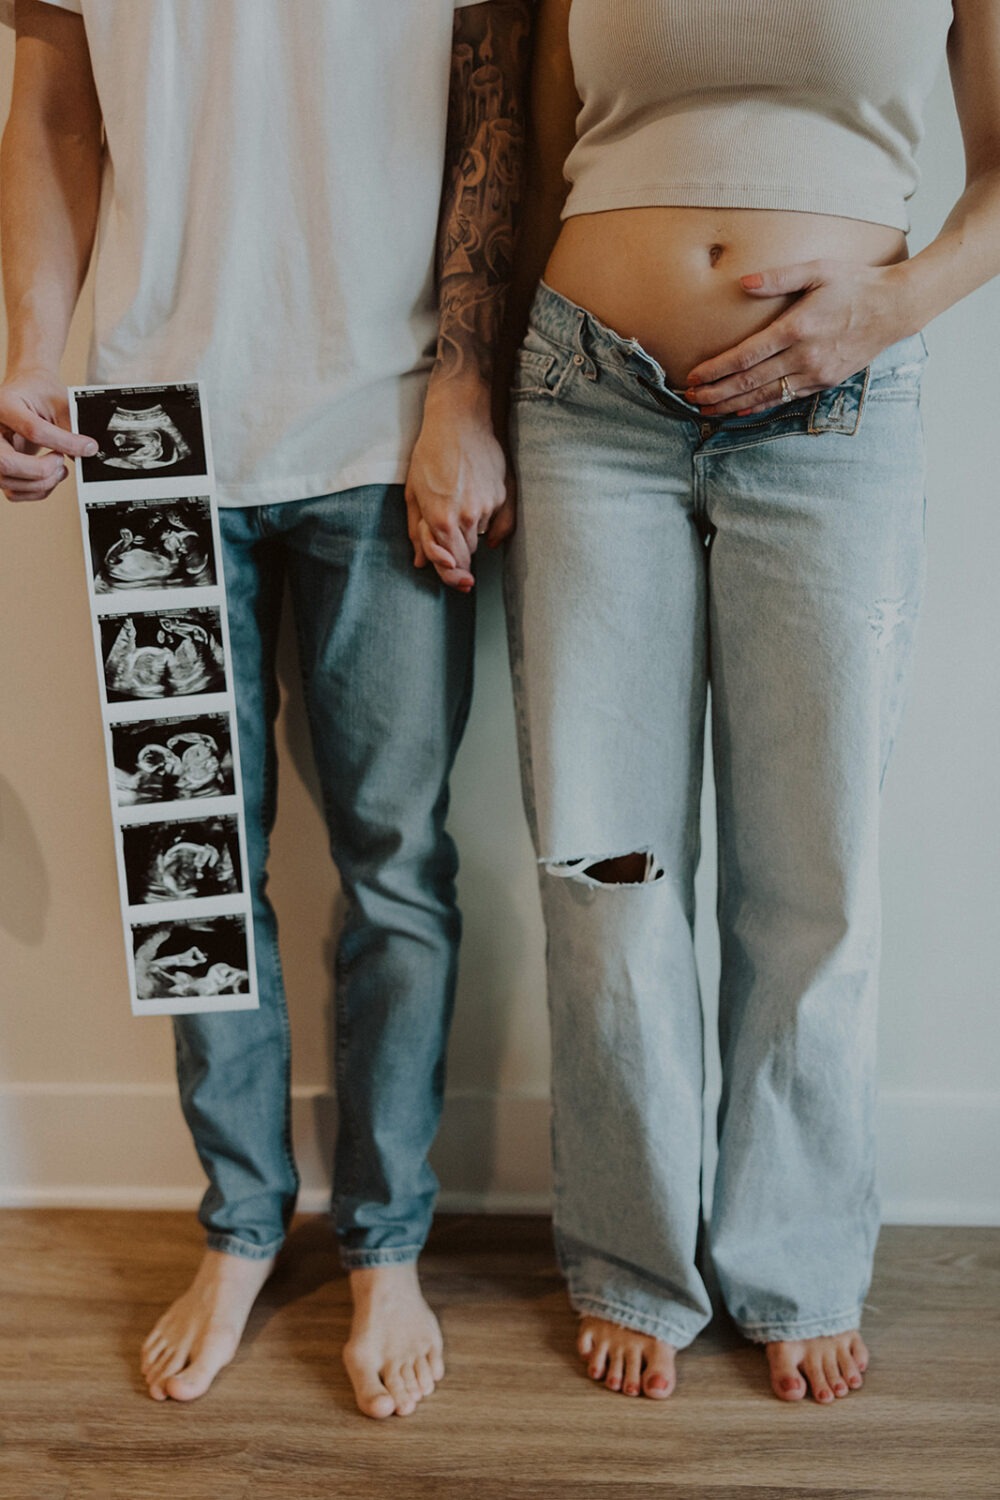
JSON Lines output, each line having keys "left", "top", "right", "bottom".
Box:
{"left": 0, "top": 1083, "right": 996, "bottom": 1225}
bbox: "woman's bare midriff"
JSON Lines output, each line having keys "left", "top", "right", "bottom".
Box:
{"left": 544, "top": 207, "right": 907, "bottom": 389}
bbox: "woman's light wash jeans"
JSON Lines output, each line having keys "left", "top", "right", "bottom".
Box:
{"left": 506, "top": 283, "right": 927, "bottom": 1345}
{"left": 173, "top": 485, "right": 473, "bottom": 1267}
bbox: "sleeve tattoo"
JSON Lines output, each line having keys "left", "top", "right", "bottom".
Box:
{"left": 437, "top": 0, "right": 534, "bottom": 385}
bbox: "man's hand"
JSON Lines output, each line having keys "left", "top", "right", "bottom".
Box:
{"left": 405, "top": 386, "right": 514, "bottom": 591}
{"left": 682, "top": 260, "right": 914, "bottom": 417}
{"left": 0, "top": 368, "right": 97, "bottom": 502}
{"left": 408, "top": 0, "right": 531, "bottom": 589}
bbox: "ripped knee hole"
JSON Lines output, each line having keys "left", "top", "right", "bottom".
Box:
{"left": 543, "top": 850, "right": 664, "bottom": 887}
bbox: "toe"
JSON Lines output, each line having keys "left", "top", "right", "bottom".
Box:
{"left": 850, "top": 1334, "right": 870, "bottom": 1374}
{"left": 402, "top": 1363, "right": 424, "bottom": 1406}
{"left": 344, "top": 1346, "right": 397, "bottom": 1420}
{"left": 767, "top": 1344, "right": 806, "bottom": 1402}
{"left": 587, "top": 1338, "right": 610, "bottom": 1382}
{"left": 141, "top": 1331, "right": 167, "bottom": 1368}
{"left": 622, "top": 1345, "right": 643, "bottom": 1398}
{"left": 146, "top": 1354, "right": 184, "bottom": 1402}
{"left": 164, "top": 1355, "right": 220, "bottom": 1402}
{"left": 642, "top": 1349, "right": 676, "bottom": 1400}
{"left": 605, "top": 1345, "right": 625, "bottom": 1393}
{"left": 804, "top": 1353, "right": 833, "bottom": 1404}
{"left": 385, "top": 1369, "right": 417, "bottom": 1417}
{"left": 145, "top": 1344, "right": 186, "bottom": 1398}
{"left": 840, "top": 1349, "right": 864, "bottom": 1391}
{"left": 824, "top": 1351, "right": 848, "bottom": 1398}
{"left": 429, "top": 1345, "right": 445, "bottom": 1383}
{"left": 355, "top": 1378, "right": 396, "bottom": 1420}
{"left": 414, "top": 1354, "right": 437, "bottom": 1398}
{"left": 577, "top": 1324, "right": 595, "bottom": 1358}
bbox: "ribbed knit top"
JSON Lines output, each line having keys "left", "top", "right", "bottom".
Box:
{"left": 563, "top": 0, "right": 953, "bottom": 231}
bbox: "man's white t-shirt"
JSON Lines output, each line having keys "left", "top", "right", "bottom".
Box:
{"left": 3, "top": 0, "right": 485, "bottom": 505}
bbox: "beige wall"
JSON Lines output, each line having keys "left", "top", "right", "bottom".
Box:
{"left": 1, "top": 30, "right": 998, "bottom": 1223}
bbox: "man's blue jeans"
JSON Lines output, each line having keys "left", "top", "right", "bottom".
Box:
{"left": 171, "top": 485, "right": 474, "bottom": 1267}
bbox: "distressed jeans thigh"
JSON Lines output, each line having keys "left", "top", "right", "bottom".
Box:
{"left": 508, "top": 398, "right": 708, "bottom": 871}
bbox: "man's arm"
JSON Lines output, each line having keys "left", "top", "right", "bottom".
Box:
{"left": 0, "top": 0, "right": 102, "bottom": 502}
{"left": 404, "top": 0, "right": 534, "bottom": 590}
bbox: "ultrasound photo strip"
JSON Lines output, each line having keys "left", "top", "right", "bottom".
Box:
{"left": 70, "top": 380, "right": 258, "bottom": 1018}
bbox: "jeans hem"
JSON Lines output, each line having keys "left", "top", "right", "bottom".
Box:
{"left": 737, "top": 1306, "right": 865, "bottom": 1344}
{"left": 204, "top": 1231, "right": 284, "bottom": 1261}
{"left": 570, "top": 1293, "right": 701, "bottom": 1351}
{"left": 339, "top": 1244, "right": 425, "bottom": 1271}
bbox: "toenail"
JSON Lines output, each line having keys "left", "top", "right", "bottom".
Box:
{"left": 647, "top": 1375, "right": 669, "bottom": 1391}
{"left": 781, "top": 1377, "right": 800, "bottom": 1392}
{"left": 624, "top": 1385, "right": 639, "bottom": 1396}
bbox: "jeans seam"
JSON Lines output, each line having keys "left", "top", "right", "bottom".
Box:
{"left": 339, "top": 1244, "right": 424, "bottom": 1270}
{"left": 205, "top": 1230, "right": 285, "bottom": 1260}
{"left": 737, "top": 1305, "right": 864, "bottom": 1343}
{"left": 569, "top": 1294, "right": 700, "bottom": 1350}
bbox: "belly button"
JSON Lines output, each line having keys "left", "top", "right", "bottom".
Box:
{"left": 708, "top": 243, "right": 725, "bottom": 267}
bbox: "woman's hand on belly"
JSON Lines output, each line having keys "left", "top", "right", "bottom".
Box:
{"left": 682, "top": 257, "right": 917, "bottom": 416}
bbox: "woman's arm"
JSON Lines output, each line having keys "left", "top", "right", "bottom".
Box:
{"left": 683, "top": 0, "right": 1000, "bottom": 416}
{"left": 0, "top": 0, "right": 103, "bottom": 500}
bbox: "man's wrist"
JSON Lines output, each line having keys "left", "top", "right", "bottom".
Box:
{"left": 423, "top": 364, "right": 495, "bottom": 426}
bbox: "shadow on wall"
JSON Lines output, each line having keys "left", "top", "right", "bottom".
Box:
{"left": 0, "top": 776, "right": 50, "bottom": 946}
{"left": 436, "top": 553, "right": 542, "bottom": 1195}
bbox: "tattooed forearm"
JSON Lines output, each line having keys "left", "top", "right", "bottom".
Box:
{"left": 436, "top": 0, "right": 534, "bottom": 388}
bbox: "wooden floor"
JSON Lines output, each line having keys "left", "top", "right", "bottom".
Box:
{"left": 0, "top": 1213, "right": 996, "bottom": 1500}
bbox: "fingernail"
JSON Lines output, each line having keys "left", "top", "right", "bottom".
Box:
{"left": 742, "top": 273, "right": 764, "bottom": 289}
{"left": 83, "top": 441, "right": 98, "bottom": 456}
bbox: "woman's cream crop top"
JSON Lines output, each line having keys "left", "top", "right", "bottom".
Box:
{"left": 563, "top": 0, "right": 954, "bottom": 231}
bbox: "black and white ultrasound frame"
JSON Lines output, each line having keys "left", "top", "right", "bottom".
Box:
{"left": 70, "top": 380, "right": 258, "bottom": 1017}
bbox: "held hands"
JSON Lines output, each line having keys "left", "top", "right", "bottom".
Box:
{"left": 405, "top": 387, "right": 514, "bottom": 592}
{"left": 683, "top": 259, "right": 914, "bottom": 417}
{"left": 0, "top": 368, "right": 97, "bottom": 502}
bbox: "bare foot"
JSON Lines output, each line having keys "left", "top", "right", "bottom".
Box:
{"left": 141, "top": 1248, "right": 274, "bottom": 1401}
{"left": 578, "top": 1315, "right": 677, "bottom": 1399}
{"left": 766, "top": 1332, "right": 869, "bottom": 1404}
{"left": 343, "top": 1262, "right": 444, "bottom": 1419}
